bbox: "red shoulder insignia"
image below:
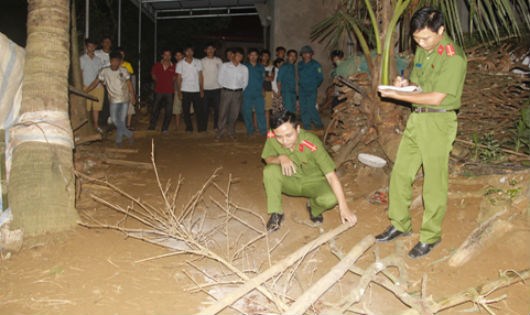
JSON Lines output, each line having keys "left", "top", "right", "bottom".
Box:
{"left": 437, "top": 44, "right": 444, "bottom": 56}
{"left": 267, "top": 130, "right": 275, "bottom": 138}
{"left": 299, "top": 140, "right": 317, "bottom": 152}
{"left": 445, "top": 44, "right": 455, "bottom": 57}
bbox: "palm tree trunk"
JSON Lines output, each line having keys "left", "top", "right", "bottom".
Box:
{"left": 9, "top": 0, "right": 79, "bottom": 236}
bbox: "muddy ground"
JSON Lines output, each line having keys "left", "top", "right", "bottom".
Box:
{"left": 1, "top": 117, "right": 529, "bottom": 315}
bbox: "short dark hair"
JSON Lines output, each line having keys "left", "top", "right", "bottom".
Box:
{"left": 184, "top": 45, "right": 194, "bottom": 51}
{"left": 248, "top": 48, "right": 260, "bottom": 55}
{"left": 276, "top": 46, "right": 286, "bottom": 53}
{"left": 260, "top": 49, "right": 271, "bottom": 56}
{"left": 204, "top": 42, "right": 216, "bottom": 49}
{"left": 270, "top": 110, "right": 298, "bottom": 130}
{"left": 232, "top": 47, "right": 244, "bottom": 55}
{"left": 287, "top": 49, "right": 297, "bottom": 56}
{"left": 273, "top": 58, "right": 284, "bottom": 67}
{"left": 85, "top": 38, "right": 97, "bottom": 45}
{"left": 410, "top": 7, "right": 444, "bottom": 34}
{"left": 330, "top": 50, "right": 344, "bottom": 58}
{"left": 101, "top": 36, "right": 112, "bottom": 42}
{"left": 160, "top": 48, "right": 172, "bottom": 54}
{"left": 109, "top": 50, "right": 123, "bottom": 60}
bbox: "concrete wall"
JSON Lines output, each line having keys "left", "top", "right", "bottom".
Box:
{"left": 270, "top": 0, "right": 342, "bottom": 103}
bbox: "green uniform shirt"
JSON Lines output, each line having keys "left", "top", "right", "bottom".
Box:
{"left": 261, "top": 130, "right": 335, "bottom": 178}
{"left": 410, "top": 35, "right": 467, "bottom": 110}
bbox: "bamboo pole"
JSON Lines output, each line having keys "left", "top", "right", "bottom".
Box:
{"left": 195, "top": 223, "right": 354, "bottom": 315}
{"left": 286, "top": 235, "right": 375, "bottom": 315}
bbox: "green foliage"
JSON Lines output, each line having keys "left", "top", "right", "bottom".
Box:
{"left": 472, "top": 132, "right": 503, "bottom": 162}
{"left": 514, "top": 103, "right": 530, "bottom": 154}
{"left": 311, "top": 0, "right": 530, "bottom": 84}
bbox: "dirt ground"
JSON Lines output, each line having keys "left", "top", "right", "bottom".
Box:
{"left": 1, "top": 117, "right": 529, "bottom": 315}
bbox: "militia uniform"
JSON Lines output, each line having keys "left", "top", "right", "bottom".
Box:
{"left": 298, "top": 59, "right": 324, "bottom": 130}
{"left": 277, "top": 62, "right": 297, "bottom": 113}
{"left": 388, "top": 34, "right": 467, "bottom": 244}
{"left": 243, "top": 62, "right": 266, "bottom": 135}
{"left": 261, "top": 129, "right": 337, "bottom": 217}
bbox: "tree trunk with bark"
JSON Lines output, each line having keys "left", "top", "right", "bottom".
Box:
{"left": 9, "top": 0, "right": 79, "bottom": 236}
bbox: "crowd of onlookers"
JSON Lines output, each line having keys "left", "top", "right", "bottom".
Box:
{"left": 80, "top": 36, "right": 329, "bottom": 145}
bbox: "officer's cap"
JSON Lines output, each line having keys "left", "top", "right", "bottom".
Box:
{"left": 299, "top": 45, "right": 314, "bottom": 55}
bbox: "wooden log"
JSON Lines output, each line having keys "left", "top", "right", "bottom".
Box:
{"left": 448, "top": 213, "right": 513, "bottom": 267}
{"left": 104, "top": 147, "right": 139, "bottom": 154}
{"left": 68, "top": 85, "right": 98, "bottom": 101}
{"left": 103, "top": 158, "right": 153, "bottom": 169}
{"left": 286, "top": 235, "right": 375, "bottom": 315}
{"left": 74, "top": 133, "right": 102, "bottom": 145}
{"left": 195, "top": 223, "right": 354, "bottom": 315}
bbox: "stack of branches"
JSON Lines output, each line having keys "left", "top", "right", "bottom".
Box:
{"left": 325, "top": 42, "right": 529, "bottom": 158}
{"left": 77, "top": 142, "right": 529, "bottom": 315}
{"left": 458, "top": 43, "right": 530, "bottom": 142}
{"left": 324, "top": 73, "right": 384, "bottom": 168}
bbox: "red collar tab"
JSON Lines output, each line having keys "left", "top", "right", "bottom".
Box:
{"left": 445, "top": 44, "right": 455, "bottom": 57}
{"left": 437, "top": 44, "right": 444, "bottom": 56}
{"left": 267, "top": 130, "right": 275, "bottom": 138}
{"left": 299, "top": 140, "right": 317, "bottom": 152}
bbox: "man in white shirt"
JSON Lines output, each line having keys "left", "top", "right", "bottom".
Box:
{"left": 80, "top": 38, "right": 104, "bottom": 133}
{"left": 216, "top": 47, "right": 249, "bottom": 140}
{"left": 176, "top": 46, "right": 205, "bottom": 132}
{"left": 95, "top": 36, "right": 112, "bottom": 67}
{"left": 201, "top": 43, "right": 223, "bottom": 131}
{"left": 85, "top": 51, "right": 136, "bottom": 146}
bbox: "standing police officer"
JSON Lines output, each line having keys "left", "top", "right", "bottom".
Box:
{"left": 298, "top": 45, "right": 324, "bottom": 130}
{"left": 376, "top": 7, "right": 467, "bottom": 258}
{"left": 262, "top": 111, "right": 357, "bottom": 231}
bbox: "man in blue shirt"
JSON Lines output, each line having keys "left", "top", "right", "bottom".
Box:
{"left": 277, "top": 49, "right": 297, "bottom": 113}
{"left": 298, "top": 45, "right": 324, "bottom": 130}
{"left": 243, "top": 48, "right": 266, "bottom": 136}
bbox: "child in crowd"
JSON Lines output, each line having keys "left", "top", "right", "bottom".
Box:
{"left": 86, "top": 51, "right": 136, "bottom": 146}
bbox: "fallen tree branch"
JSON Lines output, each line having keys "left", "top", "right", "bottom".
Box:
{"left": 195, "top": 223, "right": 354, "bottom": 315}
{"left": 400, "top": 269, "right": 530, "bottom": 315}
{"left": 286, "top": 235, "right": 375, "bottom": 314}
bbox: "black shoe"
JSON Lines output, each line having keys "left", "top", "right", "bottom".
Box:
{"left": 375, "top": 225, "right": 409, "bottom": 242}
{"left": 408, "top": 240, "right": 440, "bottom": 258}
{"left": 266, "top": 213, "right": 283, "bottom": 232}
{"left": 306, "top": 201, "right": 323, "bottom": 224}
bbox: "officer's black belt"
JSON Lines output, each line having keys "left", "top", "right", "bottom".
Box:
{"left": 222, "top": 87, "right": 243, "bottom": 92}
{"left": 413, "top": 107, "right": 455, "bottom": 113}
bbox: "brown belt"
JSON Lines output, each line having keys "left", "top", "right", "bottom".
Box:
{"left": 413, "top": 107, "right": 454, "bottom": 113}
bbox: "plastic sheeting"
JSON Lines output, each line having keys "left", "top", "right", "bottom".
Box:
{"left": 0, "top": 33, "right": 24, "bottom": 217}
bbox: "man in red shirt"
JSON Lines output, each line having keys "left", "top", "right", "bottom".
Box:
{"left": 149, "top": 49, "right": 175, "bottom": 133}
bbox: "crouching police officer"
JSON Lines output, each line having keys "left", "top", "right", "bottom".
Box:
{"left": 261, "top": 110, "right": 357, "bottom": 231}
{"left": 376, "top": 7, "right": 467, "bottom": 258}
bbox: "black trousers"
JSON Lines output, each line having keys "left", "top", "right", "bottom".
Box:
{"left": 182, "top": 91, "right": 205, "bottom": 132}
{"left": 203, "top": 89, "right": 221, "bottom": 130}
{"left": 149, "top": 93, "right": 173, "bottom": 131}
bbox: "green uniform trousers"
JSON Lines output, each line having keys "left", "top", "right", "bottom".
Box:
{"left": 263, "top": 164, "right": 337, "bottom": 216}
{"left": 388, "top": 112, "right": 457, "bottom": 244}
